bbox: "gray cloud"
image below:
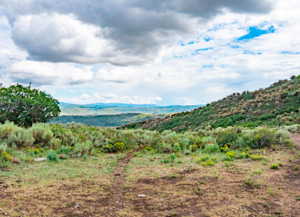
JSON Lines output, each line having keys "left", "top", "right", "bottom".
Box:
{"left": 1, "top": 0, "right": 273, "bottom": 65}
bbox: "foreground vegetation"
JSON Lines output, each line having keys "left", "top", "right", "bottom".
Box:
{"left": 125, "top": 75, "right": 300, "bottom": 131}
{"left": 1, "top": 122, "right": 298, "bottom": 169}
{"left": 0, "top": 122, "right": 299, "bottom": 216}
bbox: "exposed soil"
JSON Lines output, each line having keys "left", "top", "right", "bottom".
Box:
{"left": 108, "top": 150, "right": 139, "bottom": 216}
{"left": 0, "top": 136, "right": 299, "bottom": 217}
{"left": 291, "top": 134, "right": 300, "bottom": 149}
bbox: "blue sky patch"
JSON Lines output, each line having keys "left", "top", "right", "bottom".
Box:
{"left": 237, "top": 25, "right": 276, "bottom": 41}
{"left": 243, "top": 50, "right": 263, "bottom": 55}
{"left": 179, "top": 40, "right": 198, "bottom": 46}
{"left": 229, "top": 44, "right": 241, "bottom": 49}
{"left": 281, "top": 51, "right": 300, "bottom": 55}
{"left": 192, "top": 47, "right": 213, "bottom": 55}
{"left": 204, "top": 36, "right": 212, "bottom": 42}
{"left": 202, "top": 64, "right": 214, "bottom": 69}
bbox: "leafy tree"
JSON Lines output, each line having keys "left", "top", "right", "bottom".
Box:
{"left": 0, "top": 84, "right": 60, "bottom": 127}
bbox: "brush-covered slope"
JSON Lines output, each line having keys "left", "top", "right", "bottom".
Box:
{"left": 124, "top": 75, "right": 300, "bottom": 131}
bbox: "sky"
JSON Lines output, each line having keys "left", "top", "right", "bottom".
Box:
{"left": 0, "top": 0, "right": 299, "bottom": 105}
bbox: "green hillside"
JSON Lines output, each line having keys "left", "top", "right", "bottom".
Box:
{"left": 124, "top": 75, "right": 300, "bottom": 131}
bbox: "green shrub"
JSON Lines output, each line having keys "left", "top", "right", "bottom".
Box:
{"left": 0, "top": 122, "right": 20, "bottom": 139}
{"left": 56, "top": 146, "right": 73, "bottom": 155}
{"left": 249, "top": 154, "right": 265, "bottom": 161}
{"left": 161, "top": 153, "right": 177, "bottom": 164}
{"left": 200, "top": 159, "right": 216, "bottom": 166}
{"left": 0, "top": 158, "right": 10, "bottom": 168}
{"left": 101, "top": 142, "right": 126, "bottom": 153}
{"left": 73, "top": 141, "right": 94, "bottom": 157}
{"left": 30, "top": 123, "right": 53, "bottom": 147}
{"left": 203, "top": 143, "right": 220, "bottom": 153}
{"left": 0, "top": 122, "right": 35, "bottom": 147}
{"left": 26, "top": 147, "right": 44, "bottom": 156}
{"left": 214, "top": 127, "right": 241, "bottom": 147}
{"left": 0, "top": 151, "right": 14, "bottom": 162}
{"left": 7, "top": 128, "right": 34, "bottom": 147}
{"left": 238, "top": 127, "right": 288, "bottom": 149}
{"left": 47, "top": 150, "right": 58, "bottom": 162}
{"left": 282, "top": 125, "right": 300, "bottom": 133}
{"left": 50, "top": 124, "right": 77, "bottom": 146}
{"left": 225, "top": 151, "right": 236, "bottom": 161}
{"left": 197, "top": 154, "right": 210, "bottom": 162}
{"left": 270, "top": 163, "right": 281, "bottom": 170}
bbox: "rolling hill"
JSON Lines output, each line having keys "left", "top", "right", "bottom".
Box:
{"left": 124, "top": 75, "right": 300, "bottom": 131}
{"left": 50, "top": 113, "right": 163, "bottom": 127}
{"left": 59, "top": 102, "right": 199, "bottom": 116}
{"left": 52, "top": 103, "right": 198, "bottom": 127}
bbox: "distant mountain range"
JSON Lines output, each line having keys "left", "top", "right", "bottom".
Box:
{"left": 51, "top": 102, "right": 200, "bottom": 127}
{"left": 59, "top": 102, "right": 200, "bottom": 116}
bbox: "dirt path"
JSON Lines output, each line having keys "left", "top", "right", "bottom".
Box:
{"left": 108, "top": 148, "right": 141, "bottom": 216}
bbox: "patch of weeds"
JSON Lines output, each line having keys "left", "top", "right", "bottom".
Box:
{"left": 220, "top": 145, "right": 230, "bottom": 152}
{"left": 267, "top": 187, "right": 279, "bottom": 197}
{"left": 236, "top": 151, "right": 249, "bottom": 159}
{"left": 203, "top": 143, "right": 220, "bottom": 153}
{"left": 143, "top": 146, "right": 156, "bottom": 153}
{"left": 224, "top": 151, "right": 236, "bottom": 161}
{"left": 200, "top": 159, "right": 216, "bottom": 167}
{"left": 161, "top": 153, "right": 177, "bottom": 164}
{"left": 196, "top": 154, "right": 217, "bottom": 166}
{"left": 252, "top": 168, "right": 263, "bottom": 175}
{"left": 270, "top": 163, "right": 281, "bottom": 170}
{"left": 249, "top": 154, "right": 265, "bottom": 161}
{"left": 47, "top": 150, "right": 59, "bottom": 162}
{"left": 26, "top": 147, "right": 45, "bottom": 156}
{"left": 56, "top": 146, "right": 73, "bottom": 155}
{"left": 223, "top": 161, "right": 234, "bottom": 168}
{"left": 243, "top": 177, "right": 261, "bottom": 189}
{"left": 295, "top": 196, "right": 300, "bottom": 201}
{"left": 0, "top": 159, "right": 10, "bottom": 169}
{"left": 197, "top": 154, "right": 210, "bottom": 162}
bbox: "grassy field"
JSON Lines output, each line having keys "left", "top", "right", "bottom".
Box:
{"left": 0, "top": 134, "right": 299, "bottom": 217}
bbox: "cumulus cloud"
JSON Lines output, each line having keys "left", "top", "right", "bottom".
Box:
{"left": 1, "top": 0, "right": 273, "bottom": 65}
{"left": 8, "top": 61, "right": 94, "bottom": 85}
{"left": 1, "top": 0, "right": 300, "bottom": 105}
{"left": 58, "top": 93, "right": 163, "bottom": 105}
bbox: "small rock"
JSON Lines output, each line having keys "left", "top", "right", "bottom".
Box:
{"left": 138, "top": 194, "right": 146, "bottom": 198}
{"left": 74, "top": 203, "right": 80, "bottom": 209}
{"left": 34, "top": 157, "right": 47, "bottom": 162}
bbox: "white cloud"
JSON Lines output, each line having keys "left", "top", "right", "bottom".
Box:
{"left": 0, "top": 0, "right": 299, "bottom": 105}
{"left": 58, "top": 93, "right": 163, "bottom": 105}
{"left": 12, "top": 13, "right": 119, "bottom": 64}
{"left": 8, "top": 61, "right": 94, "bottom": 85}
